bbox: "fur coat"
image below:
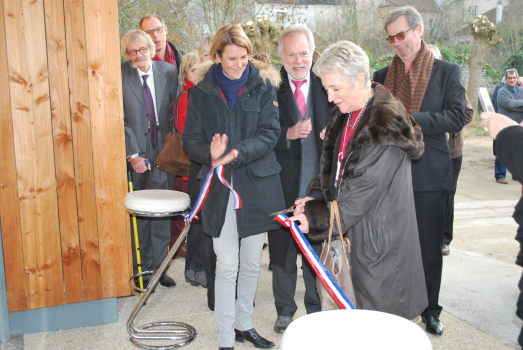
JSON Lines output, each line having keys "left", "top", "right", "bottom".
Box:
{"left": 304, "top": 83, "right": 428, "bottom": 320}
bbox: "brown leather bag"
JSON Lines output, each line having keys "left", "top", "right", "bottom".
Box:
{"left": 154, "top": 90, "right": 191, "bottom": 177}
{"left": 316, "top": 200, "right": 357, "bottom": 310}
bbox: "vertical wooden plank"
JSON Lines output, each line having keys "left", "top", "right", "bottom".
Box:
{"left": 0, "top": 0, "right": 28, "bottom": 312}
{"left": 63, "top": 0, "right": 103, "bottom": 301}
{"left": 83, "top": 0, "right": 132, "bottom": 298}
{"left": 4, "top": 0, "right": 65, "bottom": 309}
{"left": 44, "top": 0, "right": 84, "bottom": 304}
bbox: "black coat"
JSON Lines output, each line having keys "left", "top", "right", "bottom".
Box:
{"left": 374, "top": 59, "right": 465, "bottom": 191}
{"left": 167, "top": 41, "right": 185, "bottom": 68}
{"left": 182, "top": 61, "right": 285, "bottom": 238}
{"left": 269, "top": 67, "right": 333, "bottom": 269}
{"left": 495, "top": 125, "right": 523, "bottom": 266}
{"left": 303, "top": 83, "right": 428, "bottom": 319}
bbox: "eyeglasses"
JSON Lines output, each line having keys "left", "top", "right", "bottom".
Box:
{"left": 144, "top": 26, "right": 165, "bottom": 36}
{"left": 127, "top": 47, "right": 148, "bottom": 56}
{"left": 386, "top": 28, "right": 413, "bottom": 44}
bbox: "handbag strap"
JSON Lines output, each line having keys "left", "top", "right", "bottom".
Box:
{"left": 327, "top": 200, "right": 336, "bottom": 247}
{"left": 173, "top": 90, "right": 188, "bottom": 133}
{"left": 330, "top": 200, "right": 351, "bottom": 254}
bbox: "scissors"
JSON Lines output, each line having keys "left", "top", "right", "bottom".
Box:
{"left": 270, "top": 205, "right": 296, "bottom": 217}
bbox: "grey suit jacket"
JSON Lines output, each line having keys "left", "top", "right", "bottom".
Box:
{"left": 497, "top": 84, "right": 523, "bottom": 123}
{"left": 122, "top": 60, "right": 179, "bottom": 157}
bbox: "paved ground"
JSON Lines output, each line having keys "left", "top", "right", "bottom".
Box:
{"left": 2, "top": 126, "right": 523, "bottom": 349}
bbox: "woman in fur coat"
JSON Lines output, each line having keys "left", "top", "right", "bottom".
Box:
{"left": 291, "top": 41, "right": 428, "bottom": 320}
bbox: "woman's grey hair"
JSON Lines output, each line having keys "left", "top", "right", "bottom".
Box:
{"left": 121, "top": 30, "right": 156, "bottom": 58}
{"left": 312, "top": 41, "right": 371, "bottom": 88}
{"left": 383, "top": 6, "right": 424, "bottom": 33}
{"left": 278, "top": 24, "right": 315, "bottom": 57}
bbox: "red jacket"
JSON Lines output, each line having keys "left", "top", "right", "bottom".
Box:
{"left": 175, "top": 80, "right": 194, "bottom": 134}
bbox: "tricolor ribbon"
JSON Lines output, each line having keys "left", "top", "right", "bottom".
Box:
{"left": 184, "top": 165, "right": 241, "bottom": 223}
{"left": 274, "top": 213, "right": 355, "bottom": 310}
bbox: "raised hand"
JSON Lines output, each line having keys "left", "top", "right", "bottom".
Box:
{"left": 210, "top": 133, "right": 228, "bottom": 160}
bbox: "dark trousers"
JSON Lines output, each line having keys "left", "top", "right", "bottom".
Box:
{"left": 444, "top": 156, "right": 462, "bottom": 245}
{"left": 130, "top": 138, "right": 171, "bottom": 275}
{"left": 273, "top": 242, "right": 322, "bottom": 317}
{"left": 495, "top": 156, "right": 507, "bottom": 179}
{"left": 414, "top": 190, "right": 449, "bottom": 318}
{"left": 201, "top": 232, "right": 216, "bottom": 310}
{"left": 517, "top": 271, "right": 523, "bottom": 348}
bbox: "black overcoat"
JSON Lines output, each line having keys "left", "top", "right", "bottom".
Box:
{"left": 268, "top": 67, "right": 333, "bottom": 270}
{"left": 374, "top": 59, "right": 465, "bottom": 191}
{"left": 182, "top": 61, "right": 285, "bottom": 238}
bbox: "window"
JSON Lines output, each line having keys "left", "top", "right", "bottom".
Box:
{"left": 469, "top": 6, "right": 478, "bottom": 17}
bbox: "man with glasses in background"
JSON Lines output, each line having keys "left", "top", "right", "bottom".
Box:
{"left": 495, "top": 68, "right": 523, "bottom": 184}
{"left": 121, "top": 30, "right": 179, "bottom": 288}
{"left": 140, "top": 15, "right": 185, "bottom": 68}
{"left": 374, "top": 6, "right": 465, "bottom": 336}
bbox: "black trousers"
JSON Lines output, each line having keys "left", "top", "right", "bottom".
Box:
{"left": 444, "top": 156, "right": 463, "bottom": 245}
{"left": 517, "top": 271, "right": 523, "bottom": 348}
{"left": 414, "top": 190, "right": 449, "bottom": 318}
{"left": 201, "top": 231, "right": 216, "bottom": 310}
{"left": 272, "top": 241, "right": 322, "bottom": 317}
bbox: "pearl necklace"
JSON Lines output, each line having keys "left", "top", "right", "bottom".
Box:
{"left": 348, "top": 89, "right": 375, "bottom": 128}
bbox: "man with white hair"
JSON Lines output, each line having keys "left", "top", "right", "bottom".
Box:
{"left": 268, "top": 24, "right": 333, "bottom": 333}
{"left": 121, "top": 30, "right": 179, "bottom": 288}
{"left": 374, "top": 7, "right": 465, "bottom": 335}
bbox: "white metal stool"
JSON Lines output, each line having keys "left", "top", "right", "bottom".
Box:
{"left": 124, "top": 189, "right": 196, "bottom": 349}
{"left": 281, "top": 309, "right": 432, "bottom": 350}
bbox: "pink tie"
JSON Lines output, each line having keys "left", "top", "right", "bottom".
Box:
{"left": 292, "top": 79, "right": 307, "bottom": 118}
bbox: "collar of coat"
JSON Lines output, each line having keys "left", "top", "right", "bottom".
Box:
{"left": 317, "top": 82, "right": 424, "bottom": 201}
{"left": 192, "top": 59, "right": 281, "bottom": 93}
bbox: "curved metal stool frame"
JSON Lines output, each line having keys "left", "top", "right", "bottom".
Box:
{"left": 126, "top": 208, "right": 197, "bottom": 349}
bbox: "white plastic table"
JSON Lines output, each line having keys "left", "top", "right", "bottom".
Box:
{"left": 280, "top": 309, "right": 432, "bottom": 350}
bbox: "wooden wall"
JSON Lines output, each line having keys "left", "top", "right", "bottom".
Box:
{"left": 0, "top": 0, "right": 132, "bottom": 312}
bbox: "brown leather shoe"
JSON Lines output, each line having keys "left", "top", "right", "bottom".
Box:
{"left": 496, "top": 178, "right": 508, "bottom": 184}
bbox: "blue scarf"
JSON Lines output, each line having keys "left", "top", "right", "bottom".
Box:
{"left": 214, "top": 63, "right": 250, "bottom": 113}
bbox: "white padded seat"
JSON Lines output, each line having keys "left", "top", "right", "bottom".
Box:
{"left": 281, "top": 309, "right": 432, "bottom": 350}
{"left": 124, "top": 190, "right": 190, "bottom": 214}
